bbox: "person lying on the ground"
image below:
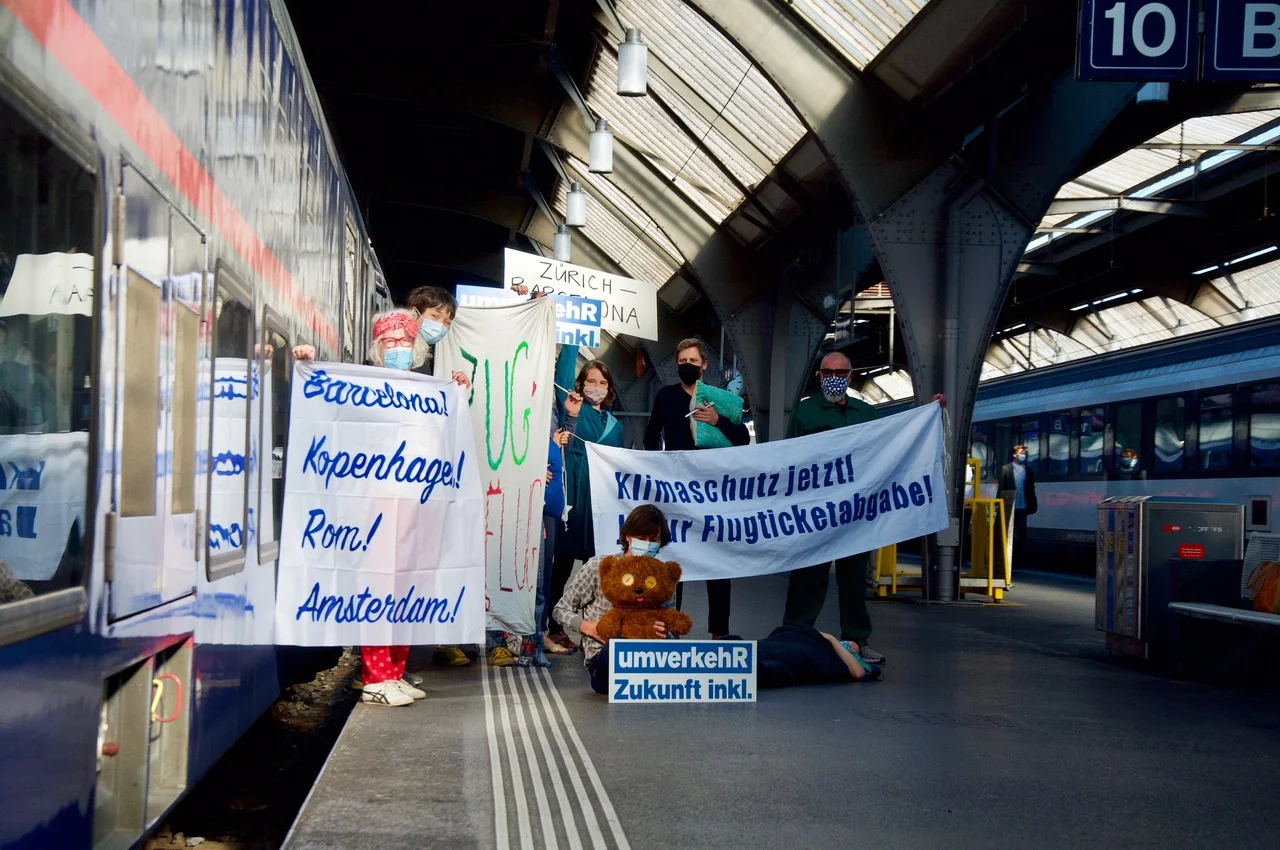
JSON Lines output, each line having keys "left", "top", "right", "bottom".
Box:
{"left": 729, "top": 622, "right": 880, "bottom": 688}
{"left": 552, "top": 504, "right": 683, "bottom": 695}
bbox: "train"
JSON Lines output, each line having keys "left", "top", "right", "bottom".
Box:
{"left": 0, "top": 1, "right": 392, "bottom": 848}
{"left": 884, "top": 319, "right": 1280, "bottom": 569}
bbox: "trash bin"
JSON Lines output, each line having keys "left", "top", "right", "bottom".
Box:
{"left": 1096, "top": 498, "right": 1244, "bottom": 659}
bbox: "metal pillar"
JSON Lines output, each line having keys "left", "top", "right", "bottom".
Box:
{"left": 686, "top": 0, "right": 1140, "bottom": 598}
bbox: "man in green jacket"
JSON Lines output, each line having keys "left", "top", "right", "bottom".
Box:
{"left": 782, "top": 351, "right": 886, "bottom": 664}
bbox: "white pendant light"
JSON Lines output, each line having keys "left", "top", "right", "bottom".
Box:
{"left": 588, "top": 118, "right": 614, "bottom": 173}
{"left": 553, "top": 224, "right": 572, "bottom": 262}
{"left": 565, "top": 181, "right": 588, "bottom": 226}
{"left": 617, "top": 27, "right": 647, "bottom": 97}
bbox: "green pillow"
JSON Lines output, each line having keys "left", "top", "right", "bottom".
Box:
{"left": 691, "top": 380, "right": 744, "bottom": 448}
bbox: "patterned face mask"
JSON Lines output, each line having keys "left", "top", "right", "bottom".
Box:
{"left": 820, "top": 375, "right": 849, "bottom": 401}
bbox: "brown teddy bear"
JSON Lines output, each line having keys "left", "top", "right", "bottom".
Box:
{"left": 595, "top": 554, "right": 693, "bottom": 641}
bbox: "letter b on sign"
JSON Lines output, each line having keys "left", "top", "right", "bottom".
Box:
{"left": 1078, "top": 0, "right": 1195, "bottom": 79}
{"left": 1205, "top": 0, "right": 1280, "bottom": 79}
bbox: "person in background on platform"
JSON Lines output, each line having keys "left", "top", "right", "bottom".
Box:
{"left": 553, "top": 505, "right": 686, "bottom": 694}
{"left": 295, "top": 309, "right": 436, "bottom": 707}
{"left": 999, "top": 445, "right": 1038, "bottom": 569}
{"left": 643, "top": 338, "right": 748, "bottom": 638}
{"left": 546, "top": 359, "right": 624, "bottom": 651}
{"left": 781, "top": 351, "right": 934, "bottom": 666}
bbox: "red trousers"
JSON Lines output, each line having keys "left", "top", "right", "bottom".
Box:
{"left": 361, "top": 645, "right": 408, "bottom": 684}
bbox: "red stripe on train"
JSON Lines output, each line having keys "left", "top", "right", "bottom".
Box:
{"left": 2, "top": 0, "right": 340, "bottom": 351}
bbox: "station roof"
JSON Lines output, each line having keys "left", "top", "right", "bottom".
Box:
{"left": 285, "top": 0, "right": 1280, "bottom": 407}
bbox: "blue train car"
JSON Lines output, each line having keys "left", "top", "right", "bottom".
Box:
{"left": 0, "top": 1, "right": 391, "bottom": 847}
{"left": 879, "top": 320, "right": 1280, "bottom": 564}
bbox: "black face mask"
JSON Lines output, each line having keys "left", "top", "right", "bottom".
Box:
{"left": 677, "top": 362, "right": 702, "bottom": 386}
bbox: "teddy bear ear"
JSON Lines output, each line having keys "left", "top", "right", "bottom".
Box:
{"left": 598, "top": 555, "right": 618, "bottom": 575}
{"left": 664, "top": 561, "right": 682, "bottom": 583}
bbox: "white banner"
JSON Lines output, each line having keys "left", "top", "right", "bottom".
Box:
{"left": 274, "top": 362, "right": 485, "bottom": 646}
{"left": 503, "top": 248, "right": 658, "bottom": 341}
{"left": 588, "top": 403, "right": 949, "bottom": 581}
{"left": 434, "top": 296, "right": 557, "bottom": 635}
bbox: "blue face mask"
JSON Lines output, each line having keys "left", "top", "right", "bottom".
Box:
{"left": 629, "top": 540, "right": 660, "bottom": 558}
{"left": 384, "top": 348, "right": 413, "bottom": 371}
{"left": 418, "top": 319, "right": 448, "bottom": 345}
{"left": 820, "top": 375, "right": 849, "bottom": 402}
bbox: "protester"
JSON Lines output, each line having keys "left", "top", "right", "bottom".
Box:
{"left": 642, "top": 338, "right": 747, "bottom": 638}
{"left": 727, "top": 624, "right": 881, "bottom": 688}
{"left": 520, "top": 424, "right": 569, "bottom": 666}
{"left": 999, "top": 444, "right": 1038, "bottom": 568}
{"left": 294, "top": 310, "right": 435, "bottom": 706}
{"left": 781, "top": 351, "right": 888, "bottom": 663}
{"left": 547, "top": 360, "right": 623, "bottom": 649}
{"left": 553, "top": 504, "right": 683, "bottom": 694}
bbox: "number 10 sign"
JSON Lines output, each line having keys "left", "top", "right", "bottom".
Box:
{"left": 1080, "top": 0, "right": 1280, "bottom": 81}
{"left": 1078, "top": 0, "right": 1196, "bottom": 79}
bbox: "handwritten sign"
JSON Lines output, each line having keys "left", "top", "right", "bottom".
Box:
{"left": 434, "top": 296, "right": 557, "bottom": 635}
{"left": 608, "top": 640, "right": 758, "bottom": 703}
{"left": 0, "top": 253, "right": 94, "bottom": 317}
{"left": 503, "top": 248, "right": 658, "bottom": 341}
{"left": 274, "top": 362, "right": 485, "bottom": 646}
{"left": 456, "top": 285, "right": 606, "bottom": 348}
{"left": 0, "top": 432, "right": 89, "bottom": 580}
{"left": 588, "top": 403, "right": 949, "bottom": 581}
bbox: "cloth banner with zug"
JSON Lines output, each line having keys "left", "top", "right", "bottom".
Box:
{"left": 434, "top": 296, "right": 557, "bottom": 635}
{"left": 588, "top": 403, "right": 949, "bottom": 581}
{"left": 274, "top": 362, "right": 485, "bottom": 646}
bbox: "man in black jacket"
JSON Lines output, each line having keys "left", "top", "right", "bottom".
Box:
{"left": 998, "top": 445, "right": 1038, "bottom": 568}
{"left": 643, "top": 338, "right": 749, "bottom": 637}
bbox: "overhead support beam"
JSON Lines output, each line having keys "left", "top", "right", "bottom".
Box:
{"left": 1016, "top": 261, "right": 1061, "bottom": 276}
{"left": 691, "top": 0, "right": 1141, "bottom": 599}
{"left": 1045, "top": 197, "right": 1208, "bottom": 218}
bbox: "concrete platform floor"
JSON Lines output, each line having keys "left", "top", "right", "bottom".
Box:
{"left": 282, "top": 572, "right": 1280, "bottom": 849}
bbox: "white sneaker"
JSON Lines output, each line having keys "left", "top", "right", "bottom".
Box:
{"left": 361, "top": 681, "right": 413, "bottom": 707}
{"left": 403, "top": 671, "right": 424, "bottom": 686}
{"left": 394, "top": 679, "right": 427, "bottom": 700}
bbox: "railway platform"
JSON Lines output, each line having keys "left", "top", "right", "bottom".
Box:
{"left": 282, "top": 573, "right": 1280, "bottom": 849}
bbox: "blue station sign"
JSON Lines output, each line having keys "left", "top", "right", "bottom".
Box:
{"left": 1079, "top": 0, "right": 1280, "bottom": 80}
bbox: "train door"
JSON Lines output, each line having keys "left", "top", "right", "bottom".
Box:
{"left": 109, "top": 164, "right": 202, "bottom": 619}
{"left": 341, "top": 215, "right": 357, "bottom": 363}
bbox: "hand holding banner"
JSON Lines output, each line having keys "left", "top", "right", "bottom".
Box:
{"left": 274, "top": 363, "right": 485, "bottom": 646}
{"left": 588, "top": 403, "right": 949, "bottom": 581}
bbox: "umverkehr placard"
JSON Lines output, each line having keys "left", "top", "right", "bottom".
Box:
{"left": 608, "top": 639, "right": 757, "bottom": 704}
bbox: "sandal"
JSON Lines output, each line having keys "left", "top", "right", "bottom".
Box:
{"left": 548, "top": 632, "right": 578, "bottom": 652}
{"left": 543, "top": 636, "right": 573, "bottom": 654}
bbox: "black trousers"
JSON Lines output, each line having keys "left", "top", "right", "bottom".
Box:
{"left": 674, "top": 579, "right": 731, "bottom": 636}
{"left": 782, "top": 552, "right": 872, "bottom": 643}
{"left": 547, "top": 554, "right": 577, "bottom": 634}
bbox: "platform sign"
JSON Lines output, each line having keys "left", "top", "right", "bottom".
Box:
{"left": 1077, "top": 0, "right": 1197, "bottom": 80}
{"left": 455, "top": 284, "right": 605, "bottom": 348}
{"left": 608, "top": 640, "right": 757, "bottom": 704}
{"left": 1204, "top": 0, "right": 1280, "bottom": 79}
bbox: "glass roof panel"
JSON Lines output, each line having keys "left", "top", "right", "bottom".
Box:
{"left": 567, "top": 155, "right": 684, "bottom": 264}
{"left": 786, "top": 0, "right": 928, "bottom": 69}
{"left": 614, "top": 0, "right": 806, "bottom": 164}
{"left": 587, "top": 50, "right": 743, "bottom": 221}
{"left": 1194, "top": 258, "right": 1280, "bottom": 324}
{"left": 1029, "top": 111, "right": 1280, "bottom": 253}
{"left": 553, "top": 176, "right": 679, "bottom": 287}
{"left": 646, "top": 71, "right": 767, "bottom": 186}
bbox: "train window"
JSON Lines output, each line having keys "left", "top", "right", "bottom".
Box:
{"left": 1114, "top": 401, "right": 1143, "bottom": 477}
{"left": 208, "top": 266, "right": 252, "bottom": 578}
{"left": 0, "top": 99, "right": 96, "bottom": 611}
{"left": 258, "top": 321, "right": 289, "bottom": 562}
{"left": 1249, "top": 383, "right": 1280, "bottom": 470}
{"left": 341, "top": 220, "right": 357, "bottom": 363}
{"left": 1018, "top": 417, "right": 1040, "bottom": 474}
{"left": 969, "top": 422, "right": 990, "bottom": 479}
{"left": 1153, "top": 395, "right": 1186, "bottom": 473}
{"left": 1046, "top": 411, "right": 1070, "bottom": 479}
{"left": 1079, "top": 407, "right": 1105, "bottom": 477}
{"left": 1198, "top": 391, "right": 1233, "bottom": 472}
{"left": 120, "top": 270, "right": 161, "bottom": 516}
